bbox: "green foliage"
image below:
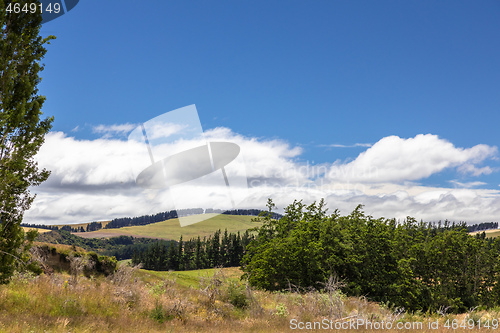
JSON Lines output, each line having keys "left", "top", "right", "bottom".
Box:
{"left": 34, "top": 244, "right": 117, "bottom": 277}
{"left": 0, "top": 0, "right": 55, "bottom": 283}
{"left": 149, "top": 302, "right": 171, "bottom": 323}
{"left": 148, "top": 281, "right": 166, "bottom": 296}
{"left": 132, "top": 229, "right": 254, "bottom": 271}
{"left": 243, "top": 199, "right": 500, "bottom": 313}
{"left": 225, "top": 281, "right": 249, "bottom": 309}
{"left": 53, "top": 297, "right": 84, "bottom": 317}
{"left": 275, "top": 303, "right": 288, "bottom": 317}
{"left": 35, "top": 230, "right": 161, "bottom": 260}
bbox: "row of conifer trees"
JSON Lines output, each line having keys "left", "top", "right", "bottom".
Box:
{"left": 131, "top": 229, "right": 254, "bottom": 271}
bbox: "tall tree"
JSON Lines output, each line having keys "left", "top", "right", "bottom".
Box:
{"left": 0, "top": 1, "right": 54, "bottom": 283}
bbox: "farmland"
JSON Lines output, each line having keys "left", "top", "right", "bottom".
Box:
{"left": 73, "top": 214, "right": 262, "bottom": 241}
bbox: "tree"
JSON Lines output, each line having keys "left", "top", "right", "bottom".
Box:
{"left": 242, "top": 199, "right": 500, "bottom": 312}
{"left": 0, "top": 1, "right": 54, "bottom": 283}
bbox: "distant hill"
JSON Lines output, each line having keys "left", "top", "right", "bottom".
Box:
{"left": 469, "top": 228, "right": 500, "bottom": 238}
{"left": 467, "top": 221, "right": 498, "bottom": 233}
{"left": 72, "top": 214, "right": 263, "bottom": 241}
{"left": 22, "top": 208, "right": 279, "bottom": 233}
{"left": 22, "top": 227, "right": 52, "bottom": 234}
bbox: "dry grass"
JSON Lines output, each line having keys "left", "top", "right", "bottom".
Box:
{"left": 0, "top": 267, "right": 498, "bottom": 332}
{"left": 21, "top": 227, "right": 52, "bottom": 234}
{"left": 469, "top": 229, "right": 500, "bottom": 238}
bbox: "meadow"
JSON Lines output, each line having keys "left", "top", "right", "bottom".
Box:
{"left": 1, "top": 265, "right": 497, "bottom": 333}
{"left": 21, "top": 227, "right": 52, "bottom": 234}
{"left": 469, "top": 228, "right": 500, "bottom": 238}
{"left": 73, "top": 214, "right": 262, "bottom": 240}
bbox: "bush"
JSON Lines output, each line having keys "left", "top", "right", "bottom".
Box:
{"left": 226, "top": 282, "right": 249, "bottom": 309}
{"left": 149, "top": 302, "right": 167, "bottom": 323}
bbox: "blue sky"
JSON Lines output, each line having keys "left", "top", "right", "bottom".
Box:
{"left": 26, "top": 1, "right": 500, "bottom": 224}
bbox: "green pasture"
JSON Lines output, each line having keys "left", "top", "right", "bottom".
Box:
{"left": 136, "top": 266, "right": 244, "bottom": 287}
{"left": 82, "top": 214, "right": 262, "bottom": 240}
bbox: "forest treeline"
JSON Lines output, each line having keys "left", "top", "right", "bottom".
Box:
{"left": 21, "top": 221, "right": 103, "bottom": 233}
{"left": 22, "top": 211, "right": 492, "bottom": 234}
{"left": 131, "top": 229, "right": 254, "bottom": 271}
{"left": 23, "top": 209, "right": 282, "bottom": 232}
{"left": 467, "top": 221, "right": 498, "bottom": 233}
{"left": 104, "top": 209, "right": 280, "bottom": 230}
{"left": 242, "top": 199, "right": 500, "bottom": 313}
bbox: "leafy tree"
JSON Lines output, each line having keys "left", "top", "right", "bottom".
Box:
{"left": 0, "top": 0, "right": 54, "bottom": 283}
{"left": 243, "top": 199, "right": 500, "bottom": 313}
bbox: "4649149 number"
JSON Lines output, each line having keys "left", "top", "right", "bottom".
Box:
{"left": 444, "top": 318, "right": 499, "bottom": 330}
{"left": 6, "top": 2, "right": 61, "bottom": 15}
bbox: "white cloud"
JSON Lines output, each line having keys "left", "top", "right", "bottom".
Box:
{"left": 457, "top": 164, "right": 494, "bottom": 176}
{"left": 327, "top": 134, "right": 497, "bottom": 183}
{"left": 93, "top": 123, "right": 137, "bottom": 137}
{"left": 320, "top": 143, "right": 372, "bottom": 148}
{"left": 449, "top": 180, "right": 487, "bottom": 188}
{"left": 36, "top": 132, "right": 140, "bottom": 186}
{"left": 147, "top": 123, "right": 189, "bottom": 140}
{"left": 25, "top": 129, "right": 500, "bottom": 225}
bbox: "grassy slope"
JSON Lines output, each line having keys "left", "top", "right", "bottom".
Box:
{"left": 75, "top": 214, "right": 262, "bottom": 240}
{"left": 22, "top": 227, "right": 52, "bottom": 234}
{"left": 62, "top": 220, "right": 112, "bottom": 229}
{"left": 469, "top": 229, "right": 500, "bottom": 238}
{"left": 137, "top": 266, "right": 243, "bottom": 287}
{"left": 0, "top": 266, "right": 494, "bottom": 332}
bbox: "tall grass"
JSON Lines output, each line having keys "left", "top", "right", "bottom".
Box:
{"left": 0, "top": 267, "right": 497, "bottom": 332}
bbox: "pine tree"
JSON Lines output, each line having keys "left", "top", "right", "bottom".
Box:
{"left": 211, "top": 230, "right": 221, "bottom": 267}
{"left": 221, "top": 228, "right": 230, "bottom": 267}
{"left": 195, "top": 236, "right": 202, "bottom": 269}
{"left": 177, "top": 236, "right": 184, "bottom": 270}
{"left": 167, "top": 241, "right": 178, "bottom": 270}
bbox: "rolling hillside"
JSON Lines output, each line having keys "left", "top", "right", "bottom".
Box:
{"left": 72, "top": 214, "right": 263, "bottom": 241}
{"left": 22, "top": 227, "right": 52, "bottom": 234}
{"left": 469, "top": 228, "right": 500, "bottom": 238}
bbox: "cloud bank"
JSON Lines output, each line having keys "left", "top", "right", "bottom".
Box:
{"left": 25, "top": 128, "right": 500, "bottom": 225}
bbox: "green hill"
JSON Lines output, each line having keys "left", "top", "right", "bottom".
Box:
{"left": 469, "top": 228, "right": 500, "bottom": 238}
{"left": 73, "top": 214, "right": 263, "bottom": 241}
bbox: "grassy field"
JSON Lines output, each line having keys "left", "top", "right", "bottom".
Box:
{"left": 25, "top": 221, "right": 112, "bottom": 231}
{"left": 1, "top": 265, "right": 497, "bottom": 332}
{"left": 137, "top": 266, "right": 243, "bottom": 287}
{"left": 63, "top": 220, "right": 112, "bottom": 229}
{"left": 22, "top": 227, "right": 52, "bottom": 234}
{"left": 74, "top": 214, "right": 262, "bottom": 240}
{"left": 469, "top": 228, "right": 500, "bottom": 238}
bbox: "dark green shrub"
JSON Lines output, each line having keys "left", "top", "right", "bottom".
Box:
{"left": 149, "top": 302, "right": 173, "bottom": 323}
{"left": 227, "top": 282, "right": 248, "bottom": 309}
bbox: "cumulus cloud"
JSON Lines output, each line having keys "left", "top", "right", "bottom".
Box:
{"left": 25, "top": 129, "right": 500, "bottom": 225}
{"left": 28, "top": 128, "right": 308, "bottom": 224}
{"left": 327, "top": 134, "right": 497, "bottom": 183}
{"left": 36, "top": 132, "right": 139, "bottom": 187}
